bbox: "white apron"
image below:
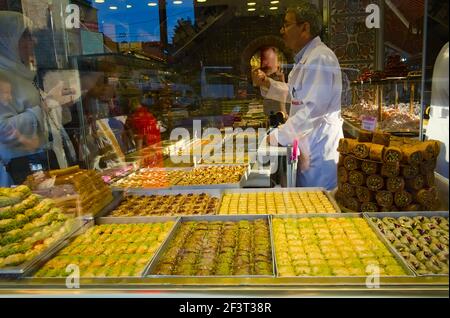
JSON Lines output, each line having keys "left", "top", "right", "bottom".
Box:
{"left": 262, "top": 37, "right": 344, "bottom": 190}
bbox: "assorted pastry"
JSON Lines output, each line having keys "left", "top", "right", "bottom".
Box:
{"left": 175, "top": 165, "right": 247, "bottom": 186}
{"left": 110, "top": 194, "right": 219, "bottom": 216}
{"left": 370, "top": 216, "right": 449, "bottom": 275}
{"left": 24, "top": 166, "right": 113, "bottom": 217}
{"left": 152, "top": 219, "right": 273, "bottom": 276}
{"left": 273, "top": 218, "right": 407, "bottom": 277}
{"left": 34, "top": 223, "right": 174, "bottom": 277}
{"left": 0, "top": 186, "right": 77, "bottom": 269}
{"left": 219, "top": 191, "right": 338, "bottom": 215}
{"left": 336, "top": 134, "right": 441, "bottom": 212}
{"left": 113, "top": 169, "right": 185, "bottom": 189}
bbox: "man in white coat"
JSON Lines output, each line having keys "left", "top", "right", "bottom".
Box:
{"left": 426, "top": 42, "right": 449, "bottom": 178}
{"left": 252, "top": 3, "right": 343, "bottom": 190}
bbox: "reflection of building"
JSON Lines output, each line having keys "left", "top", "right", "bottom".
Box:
{"left": 0, "top": 0, "right": 103, "bottom": 67}
{"left": 119, "top": 42, "right": 165, "bottom": 60}
{"left": 173, "top": 2, "right": 291, "bottom": 78}
{"left": 69, "top": 0, "right": 104, "bottom": 56}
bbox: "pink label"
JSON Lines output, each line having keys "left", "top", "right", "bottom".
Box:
{"left": 361, "top": 116, "right": 377, "bottom": 131}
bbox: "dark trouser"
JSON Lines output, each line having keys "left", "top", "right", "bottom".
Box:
{"left": 6, "top": 150, "right": 59, "bottom": 185}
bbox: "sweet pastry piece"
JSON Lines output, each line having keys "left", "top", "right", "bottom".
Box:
{"left": 345, "top": 197, "right": 361, "bottom": 212}
{"left": 369, "top": 144, "right": 385, "bottom": 162}
{"left": 424, "top": 172, "right": 435, "bottom": 187}
{"left": 358, "top": 130, "right": 373, "bottom": 143}
{"left": 48, "top": 165, "right": 81, "bottom": 177}
{"left": 402, "top": 165, "right": 420, "bottom": 179}
{"left": 361, "top": 202, "right": 379, "bottom": 212}
{"left": 381, "top": 163, "right": 400, "bottom": 178}
{"left": 370, "top": 216, "right": 449, "bottom": 275}
{"left": 356, "top": 186, "right": 374, "bottom": 203}
{"left": 219, "top": 191, "right": 337, "bottom": 215}
{"left": 338, "top": 154, "right": 346, "bottom": 167}
{"left": 380, "top": 205, "right": 399, "bottom": 212}
{"left": 338, "top": 167, "right": 349, "bottom": 183}
{"left": 376, "top": 191, "right": 394, "bottom": 208}
{"left": 401, "top": 145, "right": 423, "bottom": 166}
{"left": 394, "top": 191, "right": 413, "bottom": 208}
{"left": 349, "top": 170, "right": 366, "bottom": 186}
{"left": 420, "top": 160, "right": 437, "bottom": 174}
{"left": 419, "top": 141, "right": 440, "bottom": 161}
{"left": 334, "top": 190, "right": 346, "bottom": 206}
{"left": 415, "top": 188, "right": 439, "bottom": 210}
{"left": 343, "top": 156, "right": 360, "bottom": 171}
{"left": 341, "top": 183, "right": 356, "bottom": 197}
{"left": 383, "top": 147, "right": 403, "bottom": 163}
{"left": 366, "top": 175, "right": 384, "bottom": 192}
{"left": 352, "top": 142, "right": 371, "bottom": 159}
{"left": 406, "top": 175, "right": 425, "bottom": 191}
{"left": 338, "top": 138, "right": 358, "bottom": 154}
{"left": 372, "top": 131, "right": 391, "bottom": 147}
{"left": 273, "top": 218, "right": 406, "bottom": 277}
{"left": 361, "top": 161, "right": 378, "bottom": 175}
{"left": 386, "top": 177, "right": 405, "bottom": 193}
{"left": 34, "top": 222, "right": 174, "bottom": 278}
{"left": 402, "top": 204, "right": 422, "bottom": 212}
{"left": 176, "top": 165, "right": 247, "bottom": 186}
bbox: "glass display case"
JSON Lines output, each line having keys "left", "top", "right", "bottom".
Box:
{"left": 344, "top": 72, "right": 423, "bottom": 138}
{"left": 0, "top": 0, "right": 448, "bottom": 298}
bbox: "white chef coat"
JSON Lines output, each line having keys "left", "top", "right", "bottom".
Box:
{"left": 426, "top": 42, "right": 449, "bottom": 178}
{"left": 261, "top": 37, "right": 344, "bottom": 190}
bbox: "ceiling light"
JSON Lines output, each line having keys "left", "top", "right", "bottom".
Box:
{"left": 126, "top": 4, "right": 132, "bottom": 8}
{"left": 173, "top": 0, "right": 183, "bottom": 4}
{"left": 247, "top": 2, "right": 256, "bottom": 6}
{"left": 148, "top": 2, "right": 157, "bottom": 6}
{"left": 269, "top": 6, "right": 278, "bottom": 10}
{"left": 248, "top": 8, "right": 256, "bottom": 11}
{"left": 94, "top": 0, "right": 105, "bottom": 3}
{"left": 270, "top": 1, "right": 280, "bottom": 4}
{"left": 109, "top": 6, "right": 118, "bottom": 10}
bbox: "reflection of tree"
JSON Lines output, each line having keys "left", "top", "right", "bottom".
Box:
{"left": 172, "top": 18, "right": 195, "bottom": 48}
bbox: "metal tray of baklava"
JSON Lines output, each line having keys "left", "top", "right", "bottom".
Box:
{"left": 96, "top": 189, "right": 223, "bottom": 218}
{"left": 195, "top": 151, "right": 258, "bottom": 166}
{"left": 221, "top": 131, "right": 260, "bottom": 152}
{"left": 24, "top": 216, "right": 180, "bottom": 280}
{"left": 144, "top": 215, "right": 276, "bottom": 278}
{"left": 363, "top": 211, "right": 449, "bottom": 278}
{"left": 111, "top": 167, "right": 192, "bottom": 191}
{"left": 0, "top": 217, "right": 86, "bottom": 278}
{"left": 171, "top": 164, "right": 251, "bottom": 190}
{"left": 270, "top": 213, "right": 415, "bottom": 279}
{"left": 217, "top": 187, "right": 342, "bottom": 215}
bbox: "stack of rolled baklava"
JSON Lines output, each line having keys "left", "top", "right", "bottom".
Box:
{"left": 25, "top": 166, "right": 113, "bottom": 216}
{"left": 336, "top": 131, "right": 441, "bottom": 212}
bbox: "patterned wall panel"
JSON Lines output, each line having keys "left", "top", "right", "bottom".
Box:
{"left": 329, "top": 0, "right": 380, "bottom": 72}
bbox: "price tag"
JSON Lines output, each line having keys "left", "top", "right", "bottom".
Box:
{"left": 361, "top": 116, "right": 377, "bottom": 131}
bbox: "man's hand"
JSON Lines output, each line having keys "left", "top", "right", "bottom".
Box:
{"left": 45, "top": 80, "right": 81, "bottom": 107}
{"left": 14, "top": 131, "right": 41, "bottom": 151}
{"left": 252, "top": 69, "right": 270, "bottom": 89}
